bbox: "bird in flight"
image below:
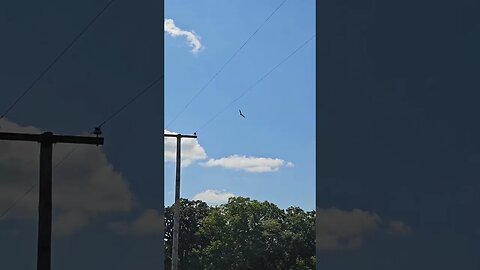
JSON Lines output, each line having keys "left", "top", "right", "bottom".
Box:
{"left": 239, "top": 110, "right": 246, "bottom": 118}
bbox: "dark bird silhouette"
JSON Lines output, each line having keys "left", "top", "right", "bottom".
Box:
{"left": 239, "top": 110, "right": 246, "bottom": 118}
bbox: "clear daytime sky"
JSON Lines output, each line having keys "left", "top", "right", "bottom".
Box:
{"left": 164, "top": 0, "right": 316, "bottom": 211}
{"left": 0, "top": 0, "right": 314, "bottom": 269}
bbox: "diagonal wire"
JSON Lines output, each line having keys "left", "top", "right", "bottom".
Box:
{"left": 0, "top": 145, "right": 80, "bottom": 220}
{"left": 165, "top": 0, "right": 290, "bottom": 129}
{"left": 194, "top": 34, "right": 316, "bottom": 134}
{"left": 0, "top": 0, "right": 118, "bottom": 120}
{"left": 0, "top": 65, "right": 159, "bottom": 219}
{"left": 0, "top": 72, "right": 162, "bottom": 221}
{"left": 95, "top": 74, "right": 164, "bottom": 129}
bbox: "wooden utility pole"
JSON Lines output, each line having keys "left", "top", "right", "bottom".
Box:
{"left": 164, "top": 133, "right": 197, "bottom": 270}
{"left": 0, "top": 131, "right": 103, "bottom": 270}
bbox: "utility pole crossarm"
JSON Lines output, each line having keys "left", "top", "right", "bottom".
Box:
{"left": 163, "top": 132, "right": 196, "bottom": 270}
{"left": 0, "top": 131, "right": 103, "bottom": 270}
{"left": 0, "top": 132, "right": 103, "bottom": 145}
{"left": 164, "top": 133, "right": 197, "bottom": 139}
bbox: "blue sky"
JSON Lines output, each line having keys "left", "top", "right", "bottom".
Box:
{"left": 0, "top": 1, "right": 315, "bottom": 268}
{"left": 164, "top": 0, "right": 316, "bottom": 210}
{"left": 2, "top": 0, "right": 480, "bottom": 269}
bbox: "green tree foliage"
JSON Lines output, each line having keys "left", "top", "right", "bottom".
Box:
{"left": 164, "top": 199, "right": 211, "bottom": 269}
{"left": 164, "top": 197, "right": 315, "bottom": 270}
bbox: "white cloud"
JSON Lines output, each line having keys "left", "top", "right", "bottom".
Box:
{"left": 108, "top": 209, "right": 163, "bottom": 236}
{"left": 193, "top": 189, "right": 235, "bottom": 205}
{"left": 164, "top": 18, "right": 203, "bottom": 54}
{"left": 0, "top": 119, "right": 133, "bottom": 235}
{"left": 317, "top": 207, "right": 381, "bottom": 251}
{"left": 201, "top": 155, "right": 293, "bottom": 173}
{"left": 53, "top": 212, "right": 88, "bottom": 236}
{"left": 317, "top": 207, "right": 411, "bottom": 251}
{"left": 163, "top": 131, "right": 292, "bottom": 173}
{"left": 131, "top": 209, "right": 163, "bottom": 234}
{"left": 387, "top": 220, "right": 412, "bottom": 235}
{"left": 164, "top": 129, "right": 207, "bottom": 167}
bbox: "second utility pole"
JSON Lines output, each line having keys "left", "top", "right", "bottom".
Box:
{"left": 164, "top": 132, "right": 197, "bottom": 270}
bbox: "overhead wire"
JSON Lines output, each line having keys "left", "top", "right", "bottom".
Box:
{"left": 0, "top": 0, "right": 163, "bottom": 222}
{"left": 94, "top": 74, "right": 163, "bottom": 130}
{"left": 165, "top": 0, "right": 290, "bottom": 129}
{"left": 0, "top": 0, "right": 120, "bottom": 220}
{"left": 0, "top": 71, "right": 161, "bottom": 218}
{"left": 194, "top": 34, "right": 316, "bottom": 134}
{"left": 0, "top": 71, "right": 163, "bottom": 220}
{"left": 0, "top": 75, "right": 163, "bottom": 220}
{"left": 0, "top": 0, "right": 118, "bottom": 121}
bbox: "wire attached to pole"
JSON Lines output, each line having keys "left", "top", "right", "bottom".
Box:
{"left": 94, "top": 74, "right": 163, "bottom": 132}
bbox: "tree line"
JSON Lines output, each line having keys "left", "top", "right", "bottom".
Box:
{"left": 164, "top": 197, "right": 315, "bottom": 270}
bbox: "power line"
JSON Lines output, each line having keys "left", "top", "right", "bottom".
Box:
{"left": 0, "top": 71, "right": 163, "bottom": 220}
{"left": 0, "top": 69, "right": 162, "bottom": 219}
{"left": 194, "top": 34, "right": 315, "bottom": 134}
{"left": 165, "top": 0, "right": 290, "bottom": 129}
{"left": 0, "top": 0, "right": 117, "bottom": 120}
{"left": 0, "top": 182, "right": 37, "bottom": 221}
{"left": 0, "top": 146, "right": 79, "bottom": 220}
{"left": 94, "top": 74, "right": 163, "bottom": 130}
{"left": 0, "top": 0, "right": 162, "bottom": 223}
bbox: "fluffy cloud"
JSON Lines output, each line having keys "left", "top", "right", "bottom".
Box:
{"left": 201, "top": 155, "right": 294, "bottom": 173}
{"left": 193, "top": 189, "right": 235, "bottom": 205}
{"left": 108, "top": 209, "right": 163, "bottom": 236}
{"left": 164, "top": 18, "right": 203, "bottom": 54}
{"left": 130, "top": 209, "right": 163, "bottom": 234}
{"left": 164, "top": 130, "right": 293, "bottom": 172}
{"left": 164, "top": 129, "right": 207, "bottom": 167}
{"left": 0, "top": 119, "right": 133, "bottom": 235}
{"left": 387, "top": 220, "right": 412, "bottom": 235}
{"left": 317, "top": 207, "right": 411, "bottom": 251}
